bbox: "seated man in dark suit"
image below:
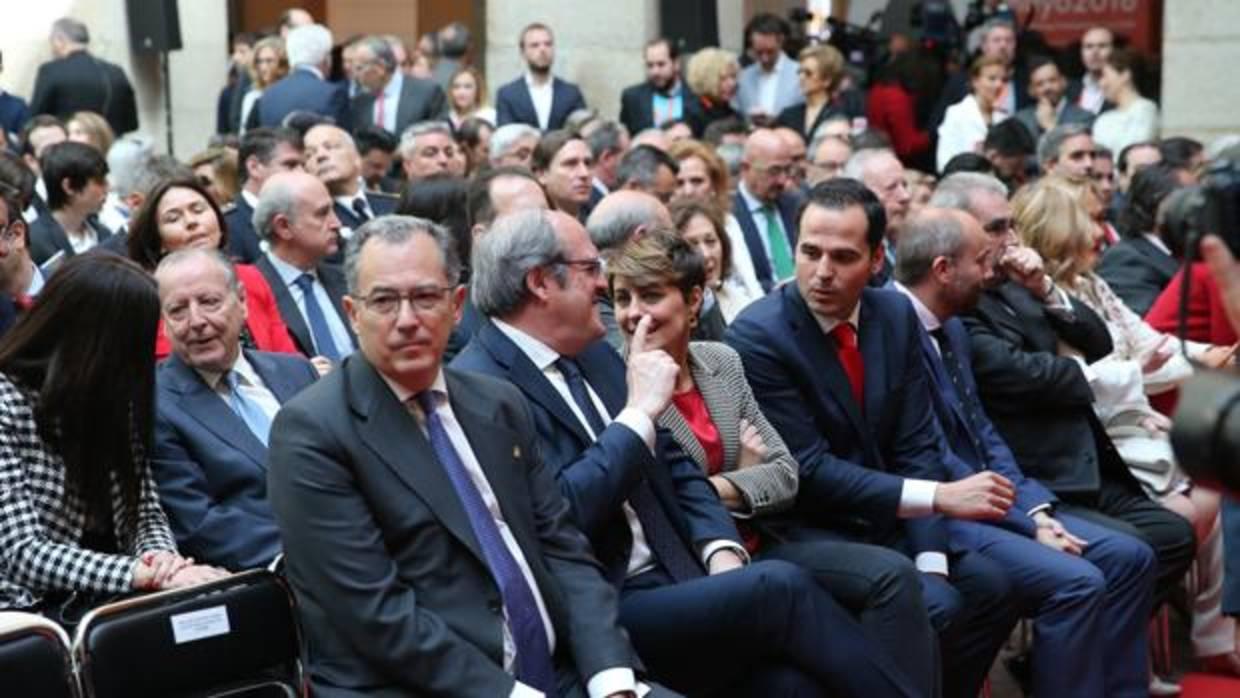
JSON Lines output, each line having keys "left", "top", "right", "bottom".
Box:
{"left": 495, "top": 23, "right": 586, "bottom": 131}
{"left": 30, "top": 18, "right": 138, "bottom": 135}
{"left": 252, "top": 171, "right": 354, "bottom": 371}
{"left": 725, "top": 179, "right": 1021, "bottom": 698}
{"left": 226, "top": 127, "right": 304, "bottom": 263}
{"left": 618, "top": 38, "right": 704, "bottom": 138}
{"left": 732, "top": 129, "right": 801, "bottom": 291}
{"left": 1096, "top": 164, "right": 1183, "bottom": 315}
{"left": 454, "top": 208, "right": 920, "bottom": 697}
{"left": 152, "top": 248, "right": 317, "bottom": 571}
{"left": 268, "top": 214, "right": 673, "bottom": 697}
{"left": 302, "top": 124, "right": 397, "bottom": 263}
{"left": 255, "top": 24, "right": 351, "bottom": 131}
{"left": 894, "top": 207, "right": 1156, "bottom": 697}
{"left": 28, "top": 141, "right": 112, "bottom": 265}
{"left": 1012, "top": 56, "right": 1095, "bottom": 143}
{"left": 349, "top": 35, "right": 446, "bottom": 138}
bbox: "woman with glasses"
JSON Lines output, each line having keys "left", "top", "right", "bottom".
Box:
{"left": 777, "top": 44, "right": 846, "bottom": 145}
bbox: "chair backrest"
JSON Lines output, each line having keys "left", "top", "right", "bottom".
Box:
{"left": 0, "top": 611, "right": 79, "bottom": 698}
{"left": 73, "top": 569, "right": 302, "bottom": 698}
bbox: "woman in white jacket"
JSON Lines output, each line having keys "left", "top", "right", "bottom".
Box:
{"left": 936, "top": 55, "right": 1010, "bottom": 173}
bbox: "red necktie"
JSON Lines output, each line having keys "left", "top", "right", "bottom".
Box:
{"left": 832, "top": 323, "right": 865, "bottom": 406}
{"left": 14, "top": 295, "right": 33, "bottom": 311}
{"left": 374, "top": 92, "right": 386, "bottom": 128}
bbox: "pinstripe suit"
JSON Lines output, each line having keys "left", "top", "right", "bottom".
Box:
{"left": 658, "top": 341, "right": 939, "bottom": 696}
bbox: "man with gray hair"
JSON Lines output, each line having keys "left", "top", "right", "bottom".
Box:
{"left": 614, "top": 145, "right": 679, "bottom": 204}
{"left": 399, "top": 120, "right": 457, "bottom": 183}
{"left": 29, "top": 17, "right": 138, "bottom": 135}
{"left": 807, "top": 131, "right": 852, "bottom": 185}
{"left": 350, "top": 34, "right": 446, "bottom": 137}
{"left": 256, "top": 24, "right": 351, "bottom": 130}
{"left": 302, "top": 123, "right": 397, "bottom": 246}
{"left": 893, "top": 209, "right": 1157, "bottom": 698}
{"left": 99, "top": 134, "right": 154, "bottom": 234}
{"left": 583, "top": 120, "right": 630, "bottom": 209}
{"left": 490, "top": 123, "right": 541, "bottom": 169}
{"left": 1037, "top": 122, "right": 1096, "bottom": 179}
{"left": 845, "top": 148, "right": 912, "bottom": 281}
{"left": 252, "top": 170, "right": 353, "bottom": 369}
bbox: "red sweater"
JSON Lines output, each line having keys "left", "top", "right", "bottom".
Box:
{"left": 866, "top": 83, "right": 930, "bottom": 163}
{"left": 1145, "top": 262, "right": 1237, "bottom": 346}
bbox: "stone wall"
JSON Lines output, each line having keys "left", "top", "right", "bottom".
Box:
{"left": 1161, "top": 0, "right": 1240, "bottom": 144}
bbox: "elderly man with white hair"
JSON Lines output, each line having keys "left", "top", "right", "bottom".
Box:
{"left": 256, "top": 23, "right": 351, "bottom": 129}
{"left": 489, "top": 123, "right": 541, "bottom": 169}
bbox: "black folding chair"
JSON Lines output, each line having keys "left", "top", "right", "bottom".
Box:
{"left": 73, "top": 569, "right": 303, "bottom": 698}
{"left": 0, "top": 611, "right": 79, "bottom": 698}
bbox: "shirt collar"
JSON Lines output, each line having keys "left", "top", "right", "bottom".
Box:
{"left": 524, "top": 72, "right": 553, "bottom": 91}
{"left": 378, "top": 366, "right": 448, "bottom": 406}
{"left": 333, "top": 181, "right": 370, "bottom": 211}
{"left": 893, "top": 281, "right": 942, "bottom": 332}
{"left": 266, "top": 250, "right": 312, "bottom": 282}
{"left": 241, "top": 189, "right": 260, "bottom": 208}
{"left": 1143, "top": 232, "right": 1171, "bottom": 255}
{"left": 296, "top": 65, "right": 324, "bottom": 80}
{"left": 810, "top": 296, "right": 861, "bottom": 337}
{"left": 493, "top": 318, "right": 561, "bottom": 371}
{"left": 738, "top": 181, "right": 767, "bottom": 212}
{"left": 194, "top": 349, "right": 256, "bottom": 392}
{"left": 382, "top": 71, "right": 403, "bottom": 99}
{"left": 25, "top": 262, "right": 45, "bottom": 296}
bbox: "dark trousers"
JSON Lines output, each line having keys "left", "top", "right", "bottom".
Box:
{"left": 618, "top": 559, "right": 920, "bottom": 698}
{"left": 1060, "top": 477, "right": 1197, "bottom": 610}
{"left": 761, "top": 529, "right": 940, "bottom": 697}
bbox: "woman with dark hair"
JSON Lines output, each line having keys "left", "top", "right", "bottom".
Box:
{"left": 936, "top": 55, "right": 1010, "bottom": 174}
{"left": 127, "top": 177, "right": 296, "bottom": 359}
{"left": 669, "top": 196, "right": 759, "bottom": 323}
{"left": 1097, "top": 163, "right": 1184, "bottom": 316}
{"left": 866, "top": 50, "right": 931, "bottom": 168}
{"left": 396, "top": 174, "right": 470, "bottom": 275}
{"left": 1092, "top": 47, "right": 1160, "bottom": 155}
{"left": 0, "top": 254, "right": 225, "bottom": 619}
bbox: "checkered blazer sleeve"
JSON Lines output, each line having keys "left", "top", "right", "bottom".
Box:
{"left": 124, "top": 433, "right": 178, "bottom": 556}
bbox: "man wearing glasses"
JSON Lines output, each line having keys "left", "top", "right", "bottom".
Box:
{"left": 731, "top": 128, "right": 802, "bottom": 291}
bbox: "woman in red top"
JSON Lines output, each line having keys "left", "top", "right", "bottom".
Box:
{"left": 126, "top": 177, "right": 298, "bottom": 359}
{"left": 606, "top": 230, "right": 937, "bottom": 693}
{"left": 866, "top": 51, "right": 931, "bottom": 169}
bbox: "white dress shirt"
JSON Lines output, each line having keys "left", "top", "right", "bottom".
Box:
{"left": 755, "top": 54, "right": 790, "bottom": 117}
{"left": 811, "top": 299, "right": 948, "bottom": 575}
{"left": 333, "top": 179, "right": 375, "bottom": 240}
{"left": 384, "top": 369, "right": 640, "bottom": 698}
{"left": 1078, "top": 73, "right": 1106, "bottom": 114}
{"left": 265, "top": 251, "right": 354, "bottom": 358}
{"left": 524, "top": 73, "right": 555, "bottom": 130}
{"left": 936, "top": 95, "right": 1010, "bottom": 174}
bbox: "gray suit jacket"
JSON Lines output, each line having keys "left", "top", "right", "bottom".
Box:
{"left": 350, "top": 74, "right": 447, "bottom": 137}
{"left": 1013, "top": 101, "right": 1096, "bottom": 141}
{"left": 734, "top": 57, "right": 803, "bottom": 118}
{"left": 657, "top": 342, "right": 798, "bottom": 516}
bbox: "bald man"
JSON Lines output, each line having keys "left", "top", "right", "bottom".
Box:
{"left": 302, "top": 124, "right": 397, "bottom": 253}
{"left": 732, "top": 128, "right": 803, "bottom": 291}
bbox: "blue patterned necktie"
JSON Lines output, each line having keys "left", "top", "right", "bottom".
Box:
{"left": 226, "top": 371, "right": 271, "bottom": 446}
{"left": 414, "top": 390, "right": 557, "bottom": 693}
{"left": 293, "top": 273, "right": 341, "bottom": 361}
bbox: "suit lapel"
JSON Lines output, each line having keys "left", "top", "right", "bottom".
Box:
{"left": 1133, "top": 237, "right": 1179, "bottom": 278}
{"left": 785, "top": 286, "right": 868, "bottom": 438}
{"left": 318, "top": 265, "right": 356, "bottom": 345}
{"left": 165, "top": 355, "right": 268, "bottom": 468}
{"left": 257, "top": 256, "right": 312, "bottom": 355}
{"left": 689, "top": 348, "right": 739, "bottom": 468}
{"left": 516, "top": 81, "right": 539, "bottom": 126}
{"left": 638, "top": 84, "right": 655, "bottom": 129}
{"left": 857, "top": 298, "right": 888, "bottom": 427}
{"left": 246, "top": 350, "right": 304, "bottom": 404}
{"left": 916, "top": 325, "right": 970, "bottom": 431}
{"left": 549, "top": 80, "right": 569, "bottom": 129}
{"left": 732, "top": 193, "right": 773, "bottom": 289}
{"left": 395, "top": 80, "right": 416, "bottom": 135}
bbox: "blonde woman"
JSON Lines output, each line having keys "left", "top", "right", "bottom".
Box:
{"left": 686, "top": 47, "right": 740, "bottom": 126}
{"left": 67, "top": 111, "right": 114, "bottom": 155}
{"left": 239, "top": 37, "right": 289, "bottom": 133}
{"left": 447, "top": 66, "right": 496, "bottom": 130}
{"left": 776, "top": 44, "right": 846, "bottom": 143}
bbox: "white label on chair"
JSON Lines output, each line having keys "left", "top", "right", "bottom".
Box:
{"left": 170, "top": 605, "right": 231, "bottom": 644}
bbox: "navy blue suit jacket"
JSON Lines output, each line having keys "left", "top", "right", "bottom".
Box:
{"left": 495, "top": 76, "right": 586, "bottom": 131}
{"left": 0, "top": 92, "right": 30, "bottom": 141}
{"left": 224, "top": 196, "right": 261, "bottom": 263}
{"left": 325, "top": 190, "right": 398, "bottom": 265}
{"left": 257, "top": 68, "right": 351, "bottom": 131}
{"left": 725, "top": 284, "right": 950, "bottom": 558}
{"left": 453, "top": 321, "right": 741, "bottom": 582}
{"left": 916, "top": 316, "right": 1055, "bottom": 539}
{"left": 152, "top": 349, "right": 318, "bottom": 570}
{"left": 731, "top": 189, "right": 801, "bottom": 292}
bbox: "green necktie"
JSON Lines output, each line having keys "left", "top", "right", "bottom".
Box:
{"left": 764, "top": 206, "right": 794, "bottom": 281}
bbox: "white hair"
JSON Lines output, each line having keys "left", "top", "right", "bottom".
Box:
{"left": 842, "top": 148, "right": 897, "bottom": 182}
{"left": 489, "top": 123, "right": 540, "bottom": 162}
{"left": 286, "top": 24, "right": 333, "bottom": 68}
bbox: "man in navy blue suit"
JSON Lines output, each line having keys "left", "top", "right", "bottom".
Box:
{"left": 893, "top": 207, "right": 1155, "bottom": 697}
{"left": 495, "top": 23, "right": 586, "bottom": 132}
{"left": 151, "top": 248, "right": 317, "bottom": 571}
{"left": 302, "top": 123, "right": 397, "bottom": 264}
{"left": 455, "top": 208, "right": 920, "bottom": 697}
{"left": 227, "top": 127, "right": 303, "bottom": 263}
{"left": 618, "top": 39, "right": 705, "bottom": 138}
{"left": 731, "top": 129, "right": 802, "bottom": 292}
{"left": 725, "top": 179, "right": 1020, "bottom": 698}
{"left": 256, "top": 24, "right": 351, "bottom": 131}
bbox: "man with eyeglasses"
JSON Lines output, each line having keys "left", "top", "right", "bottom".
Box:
{"left": 806, "top": 132, "right": 852, "bottom": 186}
{"left": 732, "top": 128, "right": 801, "bottom": 291}
{"left": 348, "top": 35, "right": 446, "bottom": 138}
{"left": 268, "top": 214, "right": 675, "bottom": 698}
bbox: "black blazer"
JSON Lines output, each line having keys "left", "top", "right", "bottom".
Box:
{"left": 495, "top": 76, "right": 586, "bottom": 131}
{"left": 29, "top": 51, "right": 138, "bottom": 135}
{"left": 224, "top": 196, "right": 262, "bottom": 264}
{"left": 27, "top": 213, "right": 113, "bottom": 266}
{"left": 349, "top": 75, "right": 447, "bottom": 137}
{"left": 256, "top": 68, "right": 351, "bottom": 131}
{"left": 254, "top": 254, "right": 354, "bottom": 358}
{"left": 267, "top": 357, "right": 637, "bottom": 696}
{"left": 775, "top": 102, "right": 844, "bottom": 144}
{"left": 730, "top": 189, "right": 801, "bottom": 292}
{"left": 962, "top": 282, "right": 1141, "bottom": 496}
{"left": 618, "top": 82, "right": 707, "bottom": 137}
{"left": 1095, "top": 236, "right": 1179, "bottom": 317}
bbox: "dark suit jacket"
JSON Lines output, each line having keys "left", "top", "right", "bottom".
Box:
{"left": 254, "top": 254, "right": 354, "bottom": 358}
{"left": 29, "top": 51, "right": 138, "bottom": 135}
{"left": 962, "top": 282, "right": 1140, "bottom": 496}
{"left": 350, "top": 75, "right": 447, "bottom": 138}
{"left": 327, "top": 190, "right": 399, "bottom": 265}
{"left": 0, "top": 91, "right": 31, "bottom": 140}
{"left": 27, "top": 213, "right": 113, "bottom": 266}
{"left": 152, "top": 350, "right": 317, "bottom": 571}
{"left": 915, "top": 316, "right": 1056, "bottom": 538}
{"left": 1096, "top": 236, "right": 1179, "bottom": 317}
{"left": 267, "top": 356, "right": 636, "bottom": 696}
{"left": 256, "top": 67, "right": 351, "bottom": 131}
{"left": 618, "top": 82, "right": 706, "bottom": 137}
{"left": 731, "top": 189, "right": 801, "bottom": 292}
{"left": 775, "top": 103, "right": 845, "bottom": 144}
{"left": 1012, "top": 102, "right": 1096, "bottom": 142}
{"left": 453, "top": 322, "right": 741, "bottom": 583}
{"left": 725, "top": 284, "right": 950, "bottom": 557}
{"left": 495, "top": 76, "right": 586, "bottom": 131}
{"left": 224, "top": 196, "right": 262, "bottom": 263}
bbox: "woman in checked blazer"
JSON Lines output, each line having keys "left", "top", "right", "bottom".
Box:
{"left": 0, "top": 254, "right": 224, "bottom": 616}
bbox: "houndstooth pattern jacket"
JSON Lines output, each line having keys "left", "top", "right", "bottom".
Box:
{"left": 657, "top": 342, "right": 799, "bottom": 516}
{"left": 0, "top": 372, "right": 177, "bottom": 609}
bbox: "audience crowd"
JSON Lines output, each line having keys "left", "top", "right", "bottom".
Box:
{"left": 3, "top": 7, "right": 1240, "bottom": 698}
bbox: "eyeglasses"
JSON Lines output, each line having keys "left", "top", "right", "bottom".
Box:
{"left": 357, "top": 286, "right": 456, "bottom": 316}
{"left": 982, "top": 217, "right": 1015, "bottom": 235}
{"left": 555, "top": 257, "right": 603, "bottom": 277}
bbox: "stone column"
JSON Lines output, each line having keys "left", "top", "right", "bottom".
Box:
{"left": 1161, "top": 0, "right": 1240, "bottom": 144}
